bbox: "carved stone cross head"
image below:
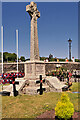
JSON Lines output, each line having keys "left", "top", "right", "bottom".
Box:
{"left": 26, "top": 1, "right": 40, "bottom": 19}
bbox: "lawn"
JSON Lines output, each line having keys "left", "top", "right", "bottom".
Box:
{"left": 2, "top": 91, "right": 79, "bottom": 119}
{"left": 69, "top": 82, "right": 80, "bottom": 92}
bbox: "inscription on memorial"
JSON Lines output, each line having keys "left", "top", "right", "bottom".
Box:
{"left": 27, "top": 64, "right": 32, "bottom": 73}
{"left": 36, "top": 64, "right": 44, "bottom": 74}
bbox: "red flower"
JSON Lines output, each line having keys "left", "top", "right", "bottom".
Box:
{"left": 12, "top": 81, "right": 15, "bottom": 84}
{"left": 53, "top": 73, "right": 54, "bottom": 75}
{"left": 40, "top": 80, "right": 42, "bottom": 83}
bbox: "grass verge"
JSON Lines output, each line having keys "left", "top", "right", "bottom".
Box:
{"left": 2, "top": 92, "right": 79, "bottom": 118}
{"left": 69, "top": 82, "right": 80, "bottom": 92}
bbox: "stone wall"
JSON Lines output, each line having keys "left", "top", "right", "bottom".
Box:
{"left": 45, "top": 62, "right": 80, "bottom": 73}
{"left": 0, "top": 63, "right": 24, "bottom": 73}
{"left": 0, "top": 62, "right": 80, "bottom": 73}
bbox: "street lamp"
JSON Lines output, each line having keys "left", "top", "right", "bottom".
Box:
{"left": 68, "top": 38, "right": 72, "bottom": 61}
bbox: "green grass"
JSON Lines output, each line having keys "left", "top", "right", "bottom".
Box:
{"left": 2, "top": 92, "right": 79, "bottom": 118}
{"left": 0, "top": 83, "right": 10, "bottom": 87}
{"left": 69, "top": 82, "right": 80, "bottom": 92}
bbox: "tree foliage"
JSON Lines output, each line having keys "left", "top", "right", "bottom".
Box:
{"left": 75, "top": 59, "right": 80, "bottom": 62}
{"left": 3, "top": 52, "right": 17, "bottom": 62}
{"left": 49, "top": 54, "right": 53, "bottom": 59}
{"left": 20, "top": 56, "right": 25, "bottom": 62}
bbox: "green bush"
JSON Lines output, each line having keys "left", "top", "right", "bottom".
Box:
{"left": 75, "top": 59, "right": 80, "bottom": 62}
{"left": 55, "top": 93, "right": 74, "bottom": 120}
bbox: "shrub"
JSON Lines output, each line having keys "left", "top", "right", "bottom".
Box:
{"left": 75, "top": 59, "right": 80, "bottom": 62}
{"left": 55, "top": 93, "right": 74, "bottom": 120}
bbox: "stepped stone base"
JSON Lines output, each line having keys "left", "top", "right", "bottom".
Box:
{"left": 3, "top": 77, "right": 67, "bottom": 96}
{"left": 22, "top": 86, "right": 50, "bottom": 95}
{"left": 21, "top": 76, "right": 66, "bottom": 95}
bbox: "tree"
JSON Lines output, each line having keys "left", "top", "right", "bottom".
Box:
{"left": 49, "top": 54, "right": 53, "bottom": 59}
{"left": 3, "top": 52, "right": 9, "bottom": 62}
{"left": 40, "top": 57, "right": 46, "bottom": 61}
{"left": 3, "top": 52, "right": 17, "bottom": 62}
{"left": 20, "top": 56, "right": 25, "bottom": 62}
{"left": 11, "top": 53, "right": 17, "bottom": 61}
{"left": 0, "top": 52, "right": 1, "bottom": 62}
{"left": 49, "top": 54, "right": 53, "bottom": 61}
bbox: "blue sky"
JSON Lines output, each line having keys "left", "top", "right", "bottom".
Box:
{"left": 2, "top": 2, "right": 78, "bottom": 59}
{"left": 0, "top": 2, "right": 1, "bottom": 57}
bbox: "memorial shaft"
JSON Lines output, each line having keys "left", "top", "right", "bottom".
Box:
{"left": 26, "top": 2, "right": 40, "bottom": 61}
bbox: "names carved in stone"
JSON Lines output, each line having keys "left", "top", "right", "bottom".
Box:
{"left": 36, "top": 64, "right": 44, "bottom": 74}
{"left": 27, "top": 64, "right": 32, "bottom": 73}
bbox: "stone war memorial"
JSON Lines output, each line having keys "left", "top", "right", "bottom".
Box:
{"left": 0, "top": 2, "right": 80, "bottom": 96}
{"left": 24, "top": 2, "right": 45, "bottom": 80}
{"left": 1, "top": 2, "right": 80, "bottom": 119}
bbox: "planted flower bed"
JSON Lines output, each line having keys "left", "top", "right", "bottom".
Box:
{"left": 46, "top": 67, "right": 72, "bottom": 82}
{"left": 0, "top": 72, "right": 25, "bottom": 85}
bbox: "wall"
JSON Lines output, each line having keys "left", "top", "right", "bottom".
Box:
{"left": 45, "top": 62, "right": 80, "bottom": 73}
{"left": 0, "top": 62, "right": 80, "bottom": 73}
{"left": 0, "top": 62, "right": 24, "bottom": 73}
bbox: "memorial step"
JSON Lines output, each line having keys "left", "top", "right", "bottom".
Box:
{"left": 22, "top": 85, "right": 50, "bottom": 95}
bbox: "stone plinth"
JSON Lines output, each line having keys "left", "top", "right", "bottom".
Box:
{"left": 24, "top": 61, "right": 46, "bottom": 80}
